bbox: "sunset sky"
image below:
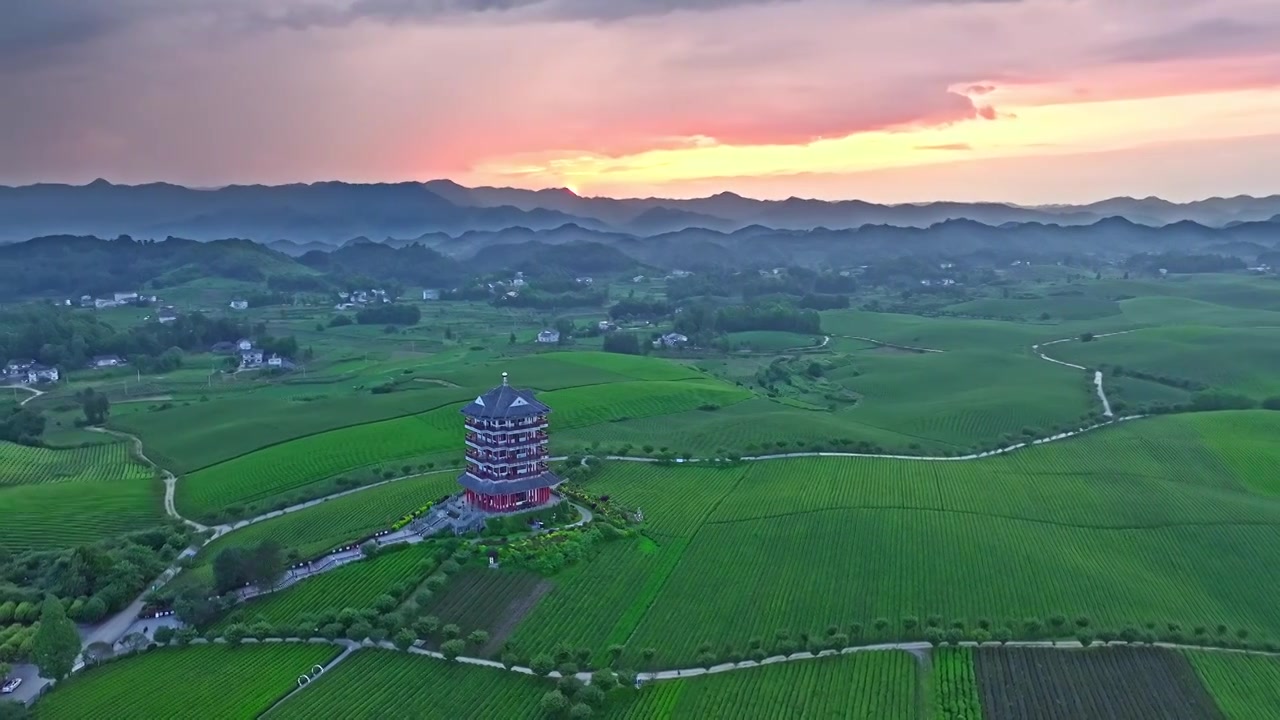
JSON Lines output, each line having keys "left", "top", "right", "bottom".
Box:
{"left": 4, "top": 0, "right": 1280, "bottom": 203}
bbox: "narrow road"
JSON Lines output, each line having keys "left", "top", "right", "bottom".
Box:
{"left": 1032, "top": 330, "right": 1137, "bottom": 420}
{"left": 88, "top": 426, "right": 210, "bottom": 533}
{"left": 836, "top": 335, "right": 945, "bottom": 353}
{"left": 258, "top": 640, "right": 360, "bottom": 716}
{"left": 14, "top": 385, "right": 44, "bottom": 406}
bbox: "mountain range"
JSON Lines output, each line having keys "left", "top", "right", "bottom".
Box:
{"left": 3, "top": 179, "right": 1280, "bottom": 244}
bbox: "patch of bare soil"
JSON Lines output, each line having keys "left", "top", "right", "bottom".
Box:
{"left": 483, "top": 579, "right": 554, "bottom": 655}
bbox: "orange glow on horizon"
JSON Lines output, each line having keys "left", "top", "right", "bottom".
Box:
{"left": 470, "top": 84, "right": 1280, "bottom": 201}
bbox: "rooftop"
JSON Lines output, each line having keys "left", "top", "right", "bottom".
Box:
{"left": 460, "top": 373, "right": 552, "bottom": 419}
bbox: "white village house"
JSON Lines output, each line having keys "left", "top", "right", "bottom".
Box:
{"left": 654, "top": 332, "right": 688, "bottom": 349}
{"left": 90, "top": 354, "right": 124, "bottom": 369}
{"left": 536, "top": 329, "right": 560, "bottom": 344}
{"left": 229, "top": 299, "right": 249, "bottom": 310}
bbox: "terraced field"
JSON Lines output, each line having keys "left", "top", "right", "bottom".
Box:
{"left": 33, "top": 643, "right": 341, "bottom": 720}
{"left": 0, "top": 440, "right": 163, "bottom": 550}
{"left": 177, "top": 378, "right": 750, "bottom": 520}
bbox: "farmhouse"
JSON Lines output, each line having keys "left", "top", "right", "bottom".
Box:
{"left": 5, "top": 359, "right": 35, "bottom": 378}
{"left": 655, "top": 332, "right": 688, "bottom": 348}
{"left": 422, "top": 289, "right": 440, "bottom": 300}
{"left": 90, "top": 355, "right": 124, "bottom": 368}
{"left": 229, "top": 299, "right": 249, "bottom": 310}
{"left": 240, "top": 347, "right": 265, "bottom": 368}
{"left": 457, "top": 372, "right": 562, "bottom": 512}
{"left": 536, "top": 329, "right": 560, "bottom": 344}
{"left": 27, "top": 364, "right": 59, "bottom": 384}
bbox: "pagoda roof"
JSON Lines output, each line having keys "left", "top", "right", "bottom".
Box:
{"left": 461, "top": 376, "right": 551, "bottom": 419}
{"left": 457, "top": 470, "right": 563, "bottom": 495}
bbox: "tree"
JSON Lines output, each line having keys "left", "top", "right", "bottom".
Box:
{"left": 569, "top": 704, "right": 593, "bottom": 720}
{"left": 33, "top": 596, "right": 79, "bottom": 680}
{"left": 248, "top": 540, "right": 286, "bottom": 590}
{"left": 153, "top": 626, "right": 176, "bottom": 645}
{"left": 530, "top": 653, "right": 555, "bottom": 677}
{"left": 224, "top": 624, "right": 249, "bottom": 646}
{"left": 0, "top": 701, "right": 30, "bottom": 720}
{"left": 540, "top": 690, "right": 569, "bottom": 717}
{"left": 392, "top": 629, "right": 416, "bottom": 651}
{"left": 0, "top": 662, "right": 9, "bottom": 680}
{"left": 79, "top": 388, "right": 111, "bottom": 425}
{"left": 591, "top": 669, "right": 618, "bottom": 691}
{"left": 467, "top": 630, "right": 489, "bottom": 648}
{"left": 441, "top": 639, "right": 465, "bottom": 661}
{"left": 577, "top": 685, "right": 606, "bottom": 708}
{"left": 509, "top": 332, "right": 517, "bottom": 345}
{"left": 360, "top": 540, "right": 379, "bottom": 558}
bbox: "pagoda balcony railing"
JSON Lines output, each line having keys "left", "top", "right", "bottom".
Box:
{"left": 466, "top": 447, "right": 548, "bottom": 463}
{"left": 465, "top": 417, "right": 547, "bottom": 433}
{"left": 465, "top": 431, "right": 547, "bottom": 449}
{"left": 464, "top": 463, "right": 549, "bottom": 481}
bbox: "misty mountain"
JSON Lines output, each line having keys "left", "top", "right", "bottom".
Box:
{"left": 6, "top": 180, "right": 1280, "bottom": 245}
{"left": 0, "top": 180, "right": 608, "bottom": 244}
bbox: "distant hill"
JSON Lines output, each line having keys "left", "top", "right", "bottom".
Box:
{"left": 5, "top": 180, "right": 1280, "bottom": 244}
{"left": 4, "top": 213, "right": 1276, "bottom": 302}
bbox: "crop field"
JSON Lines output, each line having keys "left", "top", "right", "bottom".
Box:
{"left": 112, "top": 384, "right": 474, "bottom": 474}
{"left": 1185, "top": 651, "right": 1280, "bottom": 719}
{"left": 613, "top": 651, "right": 918, "bottom": 719}
{"left": 424, "top": 568, "right": 550, "bottom": 640}
{"left": 176, "top": 472, "right": 456, "bottom": 590}
{"left": 558, "top": 412, "right": 1280, "bottom": 665}
{"left": 32, "top": 643, "right": 341, "bottom": 720}
{"left": 266, "top": 649, "right": 546, "bottom": 720}
{"left": 178, "top": 377, "right": 750, "bottom": 518}
{"left": 1053, "top": 326, "right": 1280, "bottom": 398}
{"left": 836, "top": 349, "right": 1098, "bottom": 449}
{"left": 726, "top": 330, "right": 826, "bottom": 352}
{"left": 945, "top": 293, "right": 1122, "bottom": 322}
{"left": 562, "top": 398, "right": 943, "bottom": 457}
{"left": 972, "top": 647, "right": 1222, "bottom": 719}
{"left": 508, "top": 538, "right": 690, "bottom": 660}
{"left": 219, "top": 544, "right": 436, "bottom": 628}
{"left": 0, "top": 441, "right": 163, "bottom": 550}
{"left": 0, "top": 441, "right": 144, "bottom": 486}
{"left": 932, "top": 649, "right": 982, "bottom": 720}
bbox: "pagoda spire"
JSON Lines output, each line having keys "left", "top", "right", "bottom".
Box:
{"left": 502, "top": 371, "right": 509, "bottom": 386}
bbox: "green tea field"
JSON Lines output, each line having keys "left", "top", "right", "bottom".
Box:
{"left": 31, "top": 643, "right": 341, "bottom": 720}
{"left": 0, "top": 440, "right": 163, "bottom": 550}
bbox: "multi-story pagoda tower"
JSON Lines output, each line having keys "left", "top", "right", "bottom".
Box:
{"left": 458, "top": 372, "right": 562, "bottom": 512}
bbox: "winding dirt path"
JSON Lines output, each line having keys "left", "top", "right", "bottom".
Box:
{"left": 14, "top": 385, "right": 44, "bottom": 405}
